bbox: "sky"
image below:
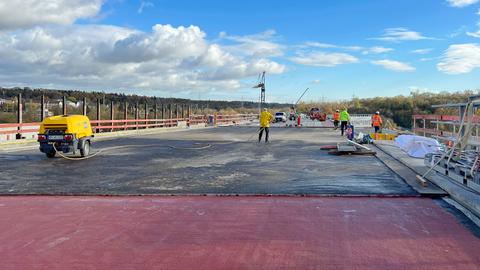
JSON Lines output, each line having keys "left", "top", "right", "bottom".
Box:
{"left": 1, "top": 0, "right": 480, "bottom": 103}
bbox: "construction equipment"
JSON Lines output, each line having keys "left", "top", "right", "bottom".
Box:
{"left": 309, "top": 108, "right": 327, "bottom": 121}
{"left": 253, "top": 71, "right": 266, "bottom": 112}
{"left": 37, "top": 115, "right": 94, "bottom": 158}
{"left": 294, "top": 88, "right": 309, "bottom": 107}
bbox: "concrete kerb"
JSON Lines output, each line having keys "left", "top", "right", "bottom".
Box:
{"left": 0, "top": 124, "right": 210, "bottom": 152}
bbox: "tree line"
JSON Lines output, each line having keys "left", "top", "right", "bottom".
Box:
{"left": 0, "top": 87, "right": 290, "bottom": 111}
{"left": 296, "top": 90, "right": 479, "bottom": 128}
{"left": 2, "top": 87, "right": 478, "bottom": 128}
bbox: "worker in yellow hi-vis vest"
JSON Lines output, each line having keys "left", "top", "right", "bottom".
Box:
{"left": 259, "top": 108, "right": 274, "bottom": 143}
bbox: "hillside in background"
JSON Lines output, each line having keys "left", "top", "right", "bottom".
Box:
{"left": 0, "top": 87, "right": 291, "bottom": 123}
{"left": 0, "top": 87, "right": 290, "bottom": 110}
{"left": 297, "top": 90, "right": 478, "bottom": 128}
{"left": 1, "top": 87, "right": 479, "bottom": 128}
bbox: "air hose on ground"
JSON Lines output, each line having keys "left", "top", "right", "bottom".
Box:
{"left": 52, "top": 143, "right": 103, "bottom": 161}
{"left": 52, "top": 126, "right": 264, "bottom": 161}
{"left": 52, "top": 142, "right": 212, "bottom": 161}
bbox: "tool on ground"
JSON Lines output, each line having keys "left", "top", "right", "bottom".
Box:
{"left": 246, "top": 127, "right": 265, "bottom": 141}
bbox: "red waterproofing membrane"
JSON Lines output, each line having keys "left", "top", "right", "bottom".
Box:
{"left": 0, "top": 196, "right": 478, "bottom": 270}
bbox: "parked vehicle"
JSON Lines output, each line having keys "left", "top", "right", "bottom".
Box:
{"left": 275, "top": 112, "right": 287, "bottom": 122}
{"left": 309, "top": 108, "right": 327, "bottom": 121}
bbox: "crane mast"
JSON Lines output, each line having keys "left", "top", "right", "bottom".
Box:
{"left": 253, "top": 71, "right": 266, "bottom": 112}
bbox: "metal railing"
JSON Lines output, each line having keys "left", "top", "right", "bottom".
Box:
{"left": 0, "top": 114, "right": 257, "bottom": 142}
{"left": 349, "top": 114, "right": 373, "bottom": 128}
{"left": 412, "top": 114, "right": 480, "bottom": 138}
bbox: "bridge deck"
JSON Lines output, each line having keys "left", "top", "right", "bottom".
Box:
{"left": 0, "top": 127, "right": 478, "bottom": 269}
{"left": 0, "top": 127, "right": 414, "bottom": 196}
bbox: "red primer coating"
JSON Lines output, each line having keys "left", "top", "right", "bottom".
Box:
{"left": 0, "top": 196, "right": 478, "bottom": 270}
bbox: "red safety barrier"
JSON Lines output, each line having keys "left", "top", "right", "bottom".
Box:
{"left": 214, "top": 114, "right": 257, "bottom": 125}
{"left": 90, "top": 118, "right": 188, "bottom": 131}
{"left": 413, "top": 114, "right": 480, "bottom": 122}
{"left": 0, "top": 114, "right": 257, "bottom": 140}
{"left": 0, "top": 122, "right": 41, "bottom": 135}
{"left": 412, "top": 113, "right": 479, "bottom": 139}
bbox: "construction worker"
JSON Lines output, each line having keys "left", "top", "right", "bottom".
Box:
{"left": 333, "top": 109, "right": 340, "bottom": 130}
{"left": 340, "top": 108, "right": 350, "bottom": 136}
{"left": 259, "top": 108, "right": 274, "bottom": 142}
{"left": 371, "top": 111, "right": 383, "bottom": 134}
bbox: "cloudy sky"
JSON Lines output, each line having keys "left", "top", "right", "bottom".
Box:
{"left": 1, "top": 0, "right": 480, "bottom": 102}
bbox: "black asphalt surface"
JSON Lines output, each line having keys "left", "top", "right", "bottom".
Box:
{"left": 0, "top": 127, "right": 416, "bottom": 196}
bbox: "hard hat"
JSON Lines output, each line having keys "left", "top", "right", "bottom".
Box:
{"left": 376, "top": 111, "right": 380, "bottom": 114}
{"left": 336, "top": 109, "right": 339, "bottom": 112}
{"left": 263, "top": 108, "right": 268, "bottom": 111}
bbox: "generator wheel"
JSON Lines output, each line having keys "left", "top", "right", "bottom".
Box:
{"left": 80, "top": 140, "right": 90, "bottom": 157}
{"left": 46, "top": 151, "right": 56, "bottom": 158}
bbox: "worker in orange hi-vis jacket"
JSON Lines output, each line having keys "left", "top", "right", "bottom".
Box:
{"left": 333, "top": 110, "right": 340, "bottom": 130}
{"left": 371, "top": 111, "right": 383, "bottom": 134}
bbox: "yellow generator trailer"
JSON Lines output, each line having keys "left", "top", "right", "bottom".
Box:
{"left": 37, "top": 115, "right": 94, "bottom": 158}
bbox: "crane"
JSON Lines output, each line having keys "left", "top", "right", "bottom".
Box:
{"left": 253, "top": 71, "right": 266, "bottom": 111}
{"left": 294, "top": 88, "right": 310, "bottom": 108}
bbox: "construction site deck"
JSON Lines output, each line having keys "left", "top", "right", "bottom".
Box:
{"left": 0, "top": 126, "right": 479, "bottom": 270}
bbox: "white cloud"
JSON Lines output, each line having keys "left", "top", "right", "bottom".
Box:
{"left": 371, "top": 59, "right": 415, "bottom": 72}
{"left": 467, "top": 22, "right": 480, "bottom": 37}
{"left": 302, "top": 42, "right": 337, "bottom": 49}
{"left": 437, "top": 43, "right": 480, "bottom": 74}
{"left": 290, "top": 51, "right": 358, "bottom": 67}
{"left": 477, "top": 8, "right": 480, "bottom": 14}
{"left": 344, "top": 46, "right": 364, "bottom": 51}
{"left": 300, "top": 42, "right": 362, "bottom": 51}
{"left": 0, "top": 24, "right": 285, "bottom": 92}
{"left": 420, "top": 57, "right": 435, "bottom": 62}
{"left": 219, "top": 30, "right": 285, "bottom": 57}
{"left": 362, "top": 46, "right": 394, "bottom": 55}
{"left": 311, "top": 79, "right": 321, "bottom": 84}
{"left": 411, "top": 48, "right": 434, "bottom": 54}
{"left": 0, "top": 0, "right": 103, "bottom": 30}
{"left": 446, "top": 0, "right": 479, "bottom": 7}
{"left": 467, "top": 30, "right": 480, "bottom": 37}
{"left": 371, "top": 28, "right": 433, "bottom": 42}
{"left": 138, "top": 1, "right": 154, "bottom": 14}
{"left": 300, "top": 42, "right": 391, "bottom": 55}
{"left": 448, "top": 25, "right": 469, "bottom": 38}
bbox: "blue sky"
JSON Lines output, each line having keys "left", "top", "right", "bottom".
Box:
{"left": 1, "top": 0, "right": 480, "bottom": 103}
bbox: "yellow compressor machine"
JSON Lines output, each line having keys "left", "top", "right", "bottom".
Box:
{"left": 38, "top": 115, "right": 94, "bottom": 158}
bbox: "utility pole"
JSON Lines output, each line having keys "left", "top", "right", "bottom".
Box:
{"left": 62, "top": 96, "right": 67, "bottom": 115}
{"left": 17, "top": 93, "right": 22, "bottom": 139}
{"left": 40, "top": 94, "right": 45, "bottom": 121}
{"left": 82, "top": 97, "right": 87, "bottom": 116}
